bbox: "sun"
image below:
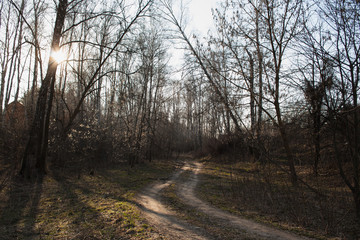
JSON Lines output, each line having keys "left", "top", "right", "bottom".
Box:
{"left": 50, "top": 49, "right": 67, "bottom": 64}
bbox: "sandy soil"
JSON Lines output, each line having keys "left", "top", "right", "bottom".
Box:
{"left": 136, "top": 160, "right": 311, "bottom": 240}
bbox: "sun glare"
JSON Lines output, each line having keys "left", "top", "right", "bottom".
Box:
{"left": 51, "top": 49, "right": 67, "bottom": 64}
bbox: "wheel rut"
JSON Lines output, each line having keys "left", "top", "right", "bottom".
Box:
{"left": 136, "top": 160, "right": 311, "bottom": 240}
{"left": 136, "top": 163, "right": 208, "bottom": 239}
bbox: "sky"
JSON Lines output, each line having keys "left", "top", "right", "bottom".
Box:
{"left": 187, "top": 0, "right": 219, "bottom": 37}
{"left": 168, "top": 0, "right": 220, "bottom": 78}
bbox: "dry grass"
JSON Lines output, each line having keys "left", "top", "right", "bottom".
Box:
{"left": 196, "top": 157, "right": 360, "bottom": 239}
{"left": 0, "top": 158, "right": 176, "bottom": 239}
{"left": 160, "top": 170, "right": 257, "bottom": 240}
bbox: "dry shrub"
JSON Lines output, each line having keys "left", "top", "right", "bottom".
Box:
{"left": 202, "top": 134, "right": 248, "bottom": 162}
{"left": 50, "top": 122, "right": 114, "bottom": 170}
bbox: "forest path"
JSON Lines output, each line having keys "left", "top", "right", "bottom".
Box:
{"left": 136, "top": 160, "right": 310, "bottom": 240}
{"left": 136, "top": 161, "right": 208, "bottom": 239}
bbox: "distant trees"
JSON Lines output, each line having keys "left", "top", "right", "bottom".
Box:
{"left": 160, "top": 0, "right": 244, "bottom": 137}
{"left": 123, "top": 22, "right": 168, "bottom": 166}
{"left": 0, "top": 0, "right": 28, "bottom": 126}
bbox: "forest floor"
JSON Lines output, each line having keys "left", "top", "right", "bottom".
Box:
{"left": 0, "top": 155, "right": 358, "bottom": 239}
{"left": 0, "top": 158, "right": 177, "bottom": 239}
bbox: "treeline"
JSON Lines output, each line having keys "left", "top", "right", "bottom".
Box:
{"left": 0, "top": 0, "right": 359, "bottom": 219}
{"left": 0, "top": 0, "right": 193, "bottom": 173}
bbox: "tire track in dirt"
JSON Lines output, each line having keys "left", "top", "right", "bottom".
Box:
{"left": 136, "top": 163, "right": 209, "bottom": 240}
{"left": 137, "top": 160, "right": 311, "bottom": 239}
{"left": 178, "top": 161, "right": 311, "bottom": 240}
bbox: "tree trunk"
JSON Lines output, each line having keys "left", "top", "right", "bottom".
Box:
{"left": 20, "top": 0, "right": 68, "bottom": 177}
{"left": 274, "top": 74, "right": 298, "bottom": 185}
{"left": 313, "top": 109, "right": 321, "bottom": 176}
{"left": 246, "top": 49, "right": 255, "bottom": 135}
{"left": 354, "top": 189, "right": 360, "bottom": 219}
{"left": 255, "top": 1, "right": 263, "bottom": 137}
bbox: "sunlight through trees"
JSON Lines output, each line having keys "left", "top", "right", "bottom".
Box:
{"left": 0, "top": 0, "right": 359, "bottom": 238}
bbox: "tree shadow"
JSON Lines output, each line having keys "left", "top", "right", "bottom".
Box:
{"left": 50, "top": 170, "right": 107, "bottom": 237}
{"left": 0, "top": 175, "right": 43, "bottom": 239}
{"left": 0, "top": 161, "right": 173, "bottom": 239}
{"left": 50, "top": 168, "right": 140, "bottom": 239}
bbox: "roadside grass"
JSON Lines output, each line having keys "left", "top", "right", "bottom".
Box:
{"left": 160, "top": 168, "right": 258, "bottom": 240}
{"left": 196, "top": 157, "right": 360, "bottom": 240}
{"left": 0, "top": 159, "right": 176, "bottom": 239}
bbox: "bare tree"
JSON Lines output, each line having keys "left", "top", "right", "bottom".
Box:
{"left": 211, "top": 0, "right": 266, "bottom": 137}
{"left": 27, "top": 0, "right": 47, "bottom": 120}
{"left": 160, "top": 0, "right": 243, "bottom": 135}
{"left": 259, "top": 0, "right": 304, "bottom": 185}
{"left": 316, "top": 0, "right": 360, "bottom": 218}
{"left": 297, "top": 20, "right": 334, "bottom": 176}
{"left": 20, "top": 0, "right": 69, "bottom": 177}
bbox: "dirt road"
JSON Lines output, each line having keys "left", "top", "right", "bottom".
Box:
{"left": 136, "top": 160, "right": 310, "bottom": 239}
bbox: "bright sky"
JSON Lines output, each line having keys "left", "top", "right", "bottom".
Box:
{"left": 168, "top": 0, "right": 219, "bottom": 77}
{"left": 187, "top": 0, "right": 219, "bottom": 36}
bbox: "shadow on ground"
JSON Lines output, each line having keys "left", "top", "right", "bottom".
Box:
{"left": 0, "top": 175, "right": 43, "bottom": 239}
